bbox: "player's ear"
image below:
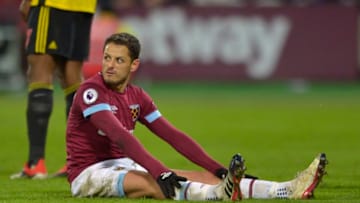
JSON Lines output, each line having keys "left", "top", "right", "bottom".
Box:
{"left": 130, "top": 59, "right": 140, "bottom": 72}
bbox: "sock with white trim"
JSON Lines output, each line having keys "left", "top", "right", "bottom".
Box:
{"left": 240, "top": 178, "right": 292, "bottom": 199}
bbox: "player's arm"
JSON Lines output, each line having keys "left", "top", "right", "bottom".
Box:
{"left": 145, "top": 116, "right": 227, "bottom": 179}
{"left": 89, "top": 110, "right": 167, "bottom": 177}
{"left": 88, "top": 110, "right": 187, "bottom": 198}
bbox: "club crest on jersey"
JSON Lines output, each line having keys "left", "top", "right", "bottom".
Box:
{"left": 129, "top": 104, "right": 140, "bottom": 121}
{"left": 83, "top": 88, "right": 98, "bottom": 104}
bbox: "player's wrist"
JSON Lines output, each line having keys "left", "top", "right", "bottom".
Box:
{"left": 156, "top": 171, "right": 187, "bottom": 199}
{"left": 215, "top": 168, "right": 228, "bottom": 179}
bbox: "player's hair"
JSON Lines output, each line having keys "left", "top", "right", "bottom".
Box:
{"left": 103, "top": 33, "right": 140, "bottom": 61}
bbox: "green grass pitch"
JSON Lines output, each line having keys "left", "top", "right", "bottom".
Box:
{"left": 0, "top": 82, "right": 359, "bottom": 202}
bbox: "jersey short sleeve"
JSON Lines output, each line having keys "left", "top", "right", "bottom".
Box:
{"left": 75, "top": 82, "right": 112, "bottom": 118}
{"left": 137, "top": 88, "right": 162, "bottom": 125}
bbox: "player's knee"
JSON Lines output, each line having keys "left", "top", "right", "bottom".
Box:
{"left": 26, "top": 55, "right": 56, "bottom": 83}
{"left": 141, "top": 173, "right": 165, "bottom": 199}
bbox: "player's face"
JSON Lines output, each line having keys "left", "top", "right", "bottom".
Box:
{"left": 101, "top": 43, "right": 139, "bottom": 92}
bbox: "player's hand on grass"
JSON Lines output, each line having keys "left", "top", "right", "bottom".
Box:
{"left": 157, "top": 171, "right": 187, "bottom": 199}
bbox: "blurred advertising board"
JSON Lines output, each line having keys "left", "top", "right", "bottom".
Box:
{"left": 85, "top": 6, "right": 359, "bottom": 81}
{"left": 0, "top": 25, "right": 24, "bottom": 90}
{"left": 0, "top": 1, "right": 25, "bottom": 91}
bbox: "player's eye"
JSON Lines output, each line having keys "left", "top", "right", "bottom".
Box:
{"left": 104, "top": 55, "right": 111, "bottom": 61}
{"left": 116, "top": 58, "right": 124, "bottom": 64}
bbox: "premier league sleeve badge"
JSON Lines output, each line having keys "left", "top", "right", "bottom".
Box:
{"left": 83, "top": 88, "right": 98, "bottom": 105}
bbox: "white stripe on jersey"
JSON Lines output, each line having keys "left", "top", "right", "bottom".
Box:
{"left": 145, "top": 110, "right": 161, "bottom": 123}
{"left": 83, "top": 103, "right": 112, "bottom": 118}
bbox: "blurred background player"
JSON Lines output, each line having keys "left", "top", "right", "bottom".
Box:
{"left": 11, "top": 0, "right": 97, "bottom": 179}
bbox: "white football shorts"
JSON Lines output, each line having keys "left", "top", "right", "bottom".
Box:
{"left": 71, "top": 158, "right": 148, "bottom": 197}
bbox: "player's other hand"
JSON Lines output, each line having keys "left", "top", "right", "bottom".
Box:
{"left": 156, "top": 171, "right": 187, "bottom": 199}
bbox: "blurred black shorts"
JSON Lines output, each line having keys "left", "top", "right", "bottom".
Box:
{"left": 26, "top": 5, "right": 93, "bottom": 61}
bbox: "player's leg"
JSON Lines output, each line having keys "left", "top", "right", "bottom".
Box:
{"left": 122, "top": 170, "right": 232, "bottom": 200}
{"left": 57, "top": 60, "right": 83, "bottom": 117}
{"left": 239, "top": 153, "right": 328, "bottom": 199}
{"left": 10, "top": 54, "right": 56, "bottom": 179}
{"left": 173, "top": 169, "right": 221, "bottom": 184}
{"left": 58, "top": 10, "right": 91, "bottom": 119}
{"left": 51, "top": 10, "right": 92, "bottom": 177}
{"left": 71, "top": 155, "right": 246, "bottom": 201}
{"left": 70, "top": 161, "right": 168, "bottom": 199}
{"left": 27, "top": 54, "right": 56, "bottom": 162}
{"left": 123, "top": 170, "right": 165, "bottom": 199}
{"left": 174, "top": 153, "right": 246, "bottom": 201}
{"left": 52, "top": 59, "right": 83, "bottom": 177}
{"left": 11, "top": 5, "right": 62, "bottom": 179}
{"left": 48, "top": 8, "right": 90, "bottom": 122}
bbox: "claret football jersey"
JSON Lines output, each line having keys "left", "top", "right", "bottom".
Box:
{"left": 66, "top": 73, "right": 161, "bottom": 181}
